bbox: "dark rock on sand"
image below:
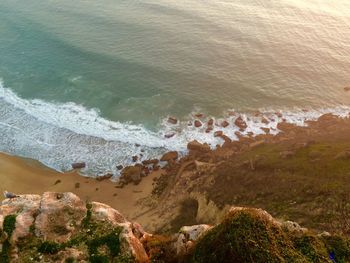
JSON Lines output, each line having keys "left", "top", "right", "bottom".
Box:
{"left": 96, "top": 173, "right": 113, "bottom": 182}
{"left": 71, "top": 162, "right": 86, "bottom": 169}
{"left": 116, "top": 165, "right": 123, "bottom": 170}
{"left": 121, "top": 166, "right": 142, "bottom": 185}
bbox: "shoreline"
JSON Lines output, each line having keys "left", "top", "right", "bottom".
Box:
{"left": 2, "top": 112, "right": 350, "bottom": 234}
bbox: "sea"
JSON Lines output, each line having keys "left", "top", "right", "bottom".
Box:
{"left": 0, "top": 0, "right": 349, "bottom": 177}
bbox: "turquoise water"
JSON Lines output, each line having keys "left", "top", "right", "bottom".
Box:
{"left": 0, "top": 0, "right": 349, "bottom": 176}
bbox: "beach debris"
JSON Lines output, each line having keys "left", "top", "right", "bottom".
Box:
{"left": 71, "top": 162, "right": 86, "bottom": 169}
{"left": 194, "top": 120, "right": 202, "bottom": 127}
{"left": 167, "top": 117, "right": 178, "bottom": 124}
{"left": 3, "top": 191, "right": 19, "bottom": 199}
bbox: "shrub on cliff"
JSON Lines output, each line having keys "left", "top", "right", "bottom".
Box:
{"left": 190, "top": 207, "right": 350, "bottom": 263}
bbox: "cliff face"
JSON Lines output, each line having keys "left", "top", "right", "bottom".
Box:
{"left": 1, "top": 192, "right": 350, "bottom": 263}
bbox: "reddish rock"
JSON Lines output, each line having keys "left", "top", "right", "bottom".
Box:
{"left": 71, "top": 162, "right": 86, "bottom": 169}
{"left": 228, "top": 111, "right": 236, "bottom": 116}
{"left": 187, "top": 140, "right": 211, "bottom": 152}
{"left": 132, "top": 156, "right": 138, "bottom": 162}
{"left": 194, "top": 120, "right": 202, "bottom": 127}
{"left": 234, "top": 117, "right": 247, "bottom": 131}
{"left": 160, "top": 151, "right": 178, "bottom": 162}
{"left": 207, "top": 119, "right": 214, "bottom": 126}
{"left": 221, "top": 120, "right": 229, "bottom": 128}
{"left": 167, "top": 117, "right": 178, "bottom": 125}
{"left": 214, "top": 131, "right": 223, "bottom": 137}
{"left": 121, "top": 166, "right": 142, "bottom": 185}
{"left": 344, "top": 87, "right": 350, "bottom": 92}
{"left": 195, "top": 113, "right": 204, "bottom": 118}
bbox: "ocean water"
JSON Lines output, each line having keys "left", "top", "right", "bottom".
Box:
{"left": 0, "top": 0, "right": 349, "bottom": 177}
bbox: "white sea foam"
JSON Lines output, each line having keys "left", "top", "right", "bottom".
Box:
{"left": 0, "top": 80, "right": 349, "bottom": 178}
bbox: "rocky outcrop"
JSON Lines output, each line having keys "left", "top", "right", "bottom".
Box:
{"left": 0, "top": 192, "right": 149, "bottom": 262}
{"left": 1, "top": 194, "right": 350, "bottom": 263}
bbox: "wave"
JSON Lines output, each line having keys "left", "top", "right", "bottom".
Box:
{"left": 0, "top": 80, "right": 349, "bottom": 178}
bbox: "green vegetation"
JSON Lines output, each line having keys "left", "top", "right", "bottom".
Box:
{"left": 190, "top": 208, "right": 350, "bottom": 263}
{"left": 0, "top": 214, "right": 17, "bottom": 263}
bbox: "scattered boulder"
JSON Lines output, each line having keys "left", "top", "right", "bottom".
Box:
{"left": 132, "top": 155, "right": 138, "bottom": 162}
{"left": 214, "top": 131, "right": 223, "bottom": 137}
{"left": 194, "top": 120, "right": 202, "bottom": 127}
{"left": 221, "top": 120, "right": 229, "bottom": 128}
{"left": 195, "top": 113, "right": 204, "bottom": 118}
{"left": 71, "top": 162, "right": 86, "bottom": 169}
{"left": 168, "top": 117, "right": 178, "bottom": 125}
{"left": 121, "top": 166, "right": 142, "bottom": 185}
{"left": 207, "top": 119, "right": 214, "bottom": 126}
{"left": 234, "top": 117, "right": 247, "bottom": 131}
{"left": 116, "top": 165, "right": 123, "bottom": 170}
{"left": 160, "top": 151, "right": 179, "bottom": 162}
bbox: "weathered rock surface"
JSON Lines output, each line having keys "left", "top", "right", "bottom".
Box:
{"left": 0, "top": 192, "right": 149, "bottom": 262}
{"left": 1, "top": 195, "right": 349, "bottom": 263}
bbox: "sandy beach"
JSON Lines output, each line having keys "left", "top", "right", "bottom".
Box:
{"left": 0, "top": 152, "right": 160, "bottom": 226}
